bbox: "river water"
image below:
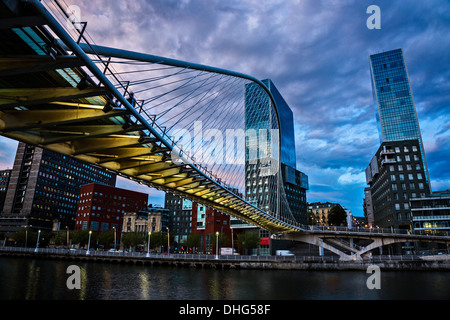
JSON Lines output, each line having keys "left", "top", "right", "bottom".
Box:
{"left": 1, "top": 256, "right": 450, "bottom": 300}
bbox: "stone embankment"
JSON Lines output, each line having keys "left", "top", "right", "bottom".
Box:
{"left": 1, "top": 247, "right": 450, "bottom": 271}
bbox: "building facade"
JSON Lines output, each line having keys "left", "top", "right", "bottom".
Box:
{"left": 122, "top": 207, "right": 169, "bottom": 234}
{"left": 365, "top": 139, "right": 430, "bottom": 229}
{"left": 281, "top": 163, "right": 309, "bottom": 224}
{"left": 307, "top": 202, "right": 341, "bottom": 226}
{"left": 164, "top": 193, "right": 193, "bottom": 245}
{"left": 369, "top": 48, "right": 430, "bottom": 189}
{"left": 0, "top": 169, "right": 11, "bottom": 213}
{"left": 191, "top": 202, "right": 231, "bottom": 254}
{"left": 75, "top": 183, "right": 148, "bottom": 235}
{"left": 363, "top": 187, "right": 375, "bottom": 227}
{"left": 244, "top": 79, "right": 308, "bottom": 222}
{"left": 1, "top": 142, "right": 116, "bottom": 233}
{"left": 410, "top": 191, "right": 450, "bottom": 234}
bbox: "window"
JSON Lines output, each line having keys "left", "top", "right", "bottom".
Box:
{"left": 391, "top": 175, "right": 396, "bottom": 181}
{"left": 395, "top": 203, "right": 400, "bottom": 210}
{"left": 419, "top": 183, "right": 424, "bottom": 190}
{"left": 417, "top": 173, "right": 422, "bottom": 180}
{"left": 91, "top": 221, "right": 99, "bottom": 231}
{"left": 412, "top": 146, "right": 418, "bottom": 152}
{"left": 408, "top": 174, "right": 414, "bottom": 180}
{"left": 405, "top": 155, "right": 410, "bottom": 161}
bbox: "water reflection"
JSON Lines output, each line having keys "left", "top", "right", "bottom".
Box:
{"left": 1, "top": 257, "right": 450, "bottom": 300}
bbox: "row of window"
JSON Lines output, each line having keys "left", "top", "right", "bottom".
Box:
{"left": 389, "top": 164, "right": 421, "bottom": 171}
{"left": 77, "top": 220, "right": 119, "bottom": 231}
{"left": 390, "top": 173, "right": 423, "bottom": 181}
{"left": 386, "top": 154, "right": 420, "bottom": 163}
{"left": 80, "top": 191, "right": 141, "bottom": 202}
{"left": 391, "top": 183, "right": 425, "bottom": 191}
{"left": 77, "top": 212, "right": 122, "bottom": 220}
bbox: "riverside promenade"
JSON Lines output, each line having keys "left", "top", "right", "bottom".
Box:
{"left": 1, "top": 246, "right": 450, "bottom": 271}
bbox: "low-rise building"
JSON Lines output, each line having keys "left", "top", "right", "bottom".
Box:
{"left": 122, "top": 206, "right": 169, "bottom": 234}
{"left": 75, "top": 183, "right": 148, "bottom": 235}
{"left": 307, "top": 202, "right": 341, "bottom": 226}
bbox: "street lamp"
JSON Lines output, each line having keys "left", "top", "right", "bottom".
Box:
{"left": 146, "top": 231, "right": 151, "bottom": 257}
{"left": 166, "top": 227, "right": 170, "bottom": 255}
{"left": 87, "top": 230, "right": 92, "bottom": 255}
{"left": 34, "top": 230, "right": 41, "bottom": 253}
{"left": 215, "top": 231, "right": 219, "bottom": 259}
{"left": 230, "top": 227, "right": 234, "bottom": 255}
{"left": 66, "top": 226, "right": 69, "bottom": 249}
{"left": 113, "top": 226, "right": 117, "bottom": 251}
{"left": 25, "top": 226, "right": 28, "bottom": 248}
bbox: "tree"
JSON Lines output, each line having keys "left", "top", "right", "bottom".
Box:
{"left": 72, "top": 230, "right": 96, "bottom": 248}
{"left": 185, "top": 233, "right": 201, "bottom": 253}
{"left": 150, "top": 232, "right": 166, "bottom": 251}
{"left": 307, "top": 210, "right": 319, "bottom": 225}
{"left": 13, "top": 228, "right": 33, "bottom": 246}
{"left": 328, "top": 205, "right": 347, "bottom": 226}
{"left": 236, "top": 231, "right": 260, "bottom": 255}
{"left": 97, "top": 230, "right": 115, "bottom": 249}
{"left": 122, "top": 232, "right": 145, "bottom": 251}
{"left": 51, "top": 231, "right": 67, "bottom": 246}
{"left": 211, "top": 233, "right": 230, "bottom": 248}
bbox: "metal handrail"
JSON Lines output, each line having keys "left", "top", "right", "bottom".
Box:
{"left": 2, "top": 246, "right": 448, "bottom": 262}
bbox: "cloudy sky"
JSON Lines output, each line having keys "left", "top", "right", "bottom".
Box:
{"left": 1, "top": 0, "right": 449, "bottom": 217}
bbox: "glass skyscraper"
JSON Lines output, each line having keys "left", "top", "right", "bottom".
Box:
{"left": 369, "top": 48, "right": 430, "bottom": 187}
{"left": 244, "top": 79, "right": 308, "bottom": 223}
{"left": 245, "top": 79, "right": 297, "bottom": 169}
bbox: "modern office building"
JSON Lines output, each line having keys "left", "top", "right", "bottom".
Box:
{"left": 0, "top": 169, "right": 11, "bottom": 213}
{"left": 75, "top": 183, "right": 148, "bottom": 235}
{"left": 410, "top": 190, "right": 450, "bottom": 234}
{"left": 366, "top": 48, "right": 434, "bottom": 233}
{"left": 365, "top": 139, "right": 430, "bottom": 229}
{"left": 363, "top": 187, "right": 375, "bottom": 227}
{"left": 369, "top": 48, "right": 430, "bottom": 189}
{"left": 1, "top": 142, "right": 116, "bottom": 233}
{"left": 244, "top": 79, "right": 308, "bottom": 223}
{"left": 164, "top": 192, "right": 193, "bottom": 245}
{"left": 281, "top": 163, "right": 309, "bottom": 224}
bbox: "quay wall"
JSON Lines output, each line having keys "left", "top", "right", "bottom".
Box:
{"left": 1, "top": 248, "right": 450, "bottom": 271}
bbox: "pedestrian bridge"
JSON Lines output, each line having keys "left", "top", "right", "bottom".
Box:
{"left": 1, "top": 0, "right": 450, "bottom": 260}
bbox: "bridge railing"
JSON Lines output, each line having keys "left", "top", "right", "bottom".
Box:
{"left": 0, "top": 246, "right": 339, "bottom": 262}
{"left": 2, "top": 246, "right": 449, "bottom": 262}
{"left": 295, "top": 224, "right": 450, "bottom": 237}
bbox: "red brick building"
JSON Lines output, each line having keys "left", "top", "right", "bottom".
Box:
{"left": 75, "top": 183, "right": 148, "bottom": 235}
{"left": 191, "top": 202, "right": 232, "bottom": 254}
